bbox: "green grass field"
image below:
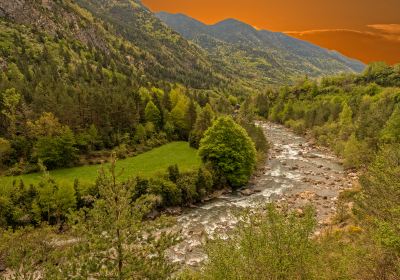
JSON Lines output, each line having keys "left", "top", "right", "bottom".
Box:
{"left": 0, "top": 142, "right": 201, "bottom": 192}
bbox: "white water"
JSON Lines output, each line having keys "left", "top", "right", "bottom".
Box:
{"left": 168, "top": 122, "right": 345, "bottom": 266}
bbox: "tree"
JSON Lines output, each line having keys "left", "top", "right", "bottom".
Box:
{"left": 32, "top": 164, "right": 76, "bottom": 225}
{"left": 380, "top": 105, "right": 400, "bottom": 144}
{"left": 170, "top": 99, "right": 190, "bottom": 139}
{"left": 185, "top": 99, "right": 197, "bottom": 131}
{"left": 343, "top": 134, "right": 371, "bottom": 169}
{"left": 55, "top": 156, "right": 176, "bottom": 279}
{"left": 145, "top": 101, "right": 161, "bottom": 129}
{"left": 0, "top": 137, "right": 11, "bottom": 164}
{"left": 189, "top": 104, "right": 214, "bottom": 148}
{"left": 339, "top": 102, "right": 354, "bottom": 141}
{"left": 356, "top": 144, "right": 400, "bottom": 276}
{"left": 199, "top": 116, "right": 256, "bottom": 188}
{"left": 27, "top": 112, "right": 64, "bottom": 138}
{"left": 1, "top": 88, "right": 21, "bottom": 138}
{"left": 34, "top": 127, "right": 78, "bottom": 169}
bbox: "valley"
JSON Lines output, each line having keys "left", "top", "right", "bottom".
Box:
{"left": 168, "top": 122, "right": 352, "bottom": 266}
{"left": 0, "top": 0, "right": 399, "bottom": 279}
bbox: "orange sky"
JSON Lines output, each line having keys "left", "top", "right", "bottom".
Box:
{"left": 142, "top": 0, "right": 400, "bottom": 64}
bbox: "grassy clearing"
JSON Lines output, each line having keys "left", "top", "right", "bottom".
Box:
{"left": 0, "top": 142, "right": 201, "bottom": 193}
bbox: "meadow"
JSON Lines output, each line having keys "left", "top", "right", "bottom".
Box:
{"left": 0, "top": 142, "right": 201, "bottom": 193}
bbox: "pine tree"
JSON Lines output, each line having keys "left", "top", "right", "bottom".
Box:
{"left": 52, "top": 155, "right": 176, "bottom": 279}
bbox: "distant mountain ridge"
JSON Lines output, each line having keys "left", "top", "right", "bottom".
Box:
{"left": 157, "top": 12, "right": 365, "bottom": 86}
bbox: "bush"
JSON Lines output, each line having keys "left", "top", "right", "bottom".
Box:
{"left": 177, "top": 171, "right": 199, "bottom": 205}
{"left": 343, "top": 134, "right": 372, "bottom": 169}
{"left": 198, "top": 205, "right": 317, "bottom": 280}
{"left": 285, "top": 119, "right": 306, "bottom": 135}
{"left": 199, "top": 117, "right": 256, "bottom": 188}
{"left": 148, "top": 178, "right": 182, "bottom": 207}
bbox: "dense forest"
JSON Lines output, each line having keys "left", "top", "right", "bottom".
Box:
{"left": 0, "top": 0, "right": 399, "bottom": 279}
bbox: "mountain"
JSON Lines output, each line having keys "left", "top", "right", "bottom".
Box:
{"left": 0, "top": 0, "right": 236, "bottom": 145}
{"left": 157, "top": 12, "right": 365, "bottom": 86}
{"left": 0, "top": 0, "right": 223, "bottom": 89}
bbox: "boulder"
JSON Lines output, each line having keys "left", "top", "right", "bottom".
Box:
{"left": 165, "top": 207, "right": 182, "bottom": 216}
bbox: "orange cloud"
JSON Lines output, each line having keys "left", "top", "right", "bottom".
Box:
{"left": 368, "top": 24, "right": 400, "bottom": 34}
{"left": 368, "top": 24, "right": 400, "bottom": 41}
{"left": 286, "top": 28, "right": 400, "bottom": 64}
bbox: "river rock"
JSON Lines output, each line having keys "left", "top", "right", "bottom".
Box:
{"left": 0, "top": 257, "right": 5, "bottom": 272}
{"left": 240, "top": 188, "right": 256, "bottom": 196}
{"left": 146, "top": 209, "right": 160, "bottom": 220}
{"left": 296, "top": 208, "right": 305, "bottom": 217}
{"left": 290, "top": 165, "right": 299, "bottom": 171}
{"left": 165, "top": 207, "right": 182, "bottom": 215}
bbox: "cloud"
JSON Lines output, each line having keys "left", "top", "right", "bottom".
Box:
{"left": 285, "top": 29, "right": 372, "bottom": 36}
{"left": 368, "top": 24, "right": 400, "bottom": 41}
{"left": 286, "top": 25, "right": 400, "bottom": 42}
{"left": 284, "top": 27, "right": 400, "bottom": 64}
{"left": 368, "top": 24, "right": 400, "bottom": 34}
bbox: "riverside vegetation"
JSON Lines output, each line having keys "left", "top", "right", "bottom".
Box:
{"left": 0, "top": 0, "right": 399, "bottom": 279}
{"left": 192, "top": 63, "right": 400, "bottom": 279}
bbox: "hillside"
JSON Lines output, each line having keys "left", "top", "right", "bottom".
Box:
{"left": 0, "top": 0, "right": 222, "bottom": 89}
{"left": 157, "top": 12, "right": 365, "bottom": 86}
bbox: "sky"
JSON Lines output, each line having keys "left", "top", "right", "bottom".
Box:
{"left": 142, "top": 0, "right": 400, "bottom": 64}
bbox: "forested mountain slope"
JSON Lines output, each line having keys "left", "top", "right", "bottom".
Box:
{"left": 0, "top": 0, "right": 222, "bottom": 88}
{"left": 157, "top": 12, "right": 365, "bottom": 86}
{"left": 0, "top": 0, "right": 233, "bottom": 173}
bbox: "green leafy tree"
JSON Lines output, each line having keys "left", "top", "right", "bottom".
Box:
{"left": 343, "top": 134, "right": 371, "bottom": 169}
{"left": 34, "top": 127, "right": 78, "bottom": 169}
{"left": 199, "top": 116, "right": 256, "bottom": 187}
{"left": 0, "top": 137, "right": 12, "bottom": 164}
{"left": 339, "top": 102, "right": 354, "bottom": 140}
{"left": 145, "top": 101, "right": 161, "bottom": 129}
{"left": 185, "top": 99, "right": 197, "bottom": 131}
{"left": 380, "top": 105, "right": 400, "bottom": 144}
{"left": 32, "top": 164, "right": 76, "bottom": 224}
{"left": 357, "top": 144, "right": 400, "bottom": 276}
{"left": 189, "top": 104, "right": 214, "bottom": 148}
{"left": 1, "top": 88, "right": 21, "bottom": 138}
{"left": 170, "top": 99, "right": 190, "bottom": 139}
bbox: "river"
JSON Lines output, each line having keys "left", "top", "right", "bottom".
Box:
{"left": 168, "top": 122, "right": 354, "bottom": 266}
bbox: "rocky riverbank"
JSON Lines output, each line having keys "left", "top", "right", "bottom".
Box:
{"left": 167, "top": 122, "right": 356, "bottom": 266}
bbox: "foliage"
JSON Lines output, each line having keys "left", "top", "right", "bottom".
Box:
{"left": 34, "top": 127, "right": 79, "bottom": 170}
{"left": 197, "top": 205, "right": 318, "bottom": 280}
{"left": 356, "top": 145, "right": 400, "bottom": 275}
{"left": 51, "top": 156, "right": 177, "bottom": 279}
{"left": 253, "top": 64, "right": 400, "bottom": 170}
{"left": 145, "top": 101, "right": 162, "bottom": 129}
{"left": 199, "top": 116, "right": 256, "bottom": 187}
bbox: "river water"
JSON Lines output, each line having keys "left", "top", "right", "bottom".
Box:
{"left": 168, "top": 122, "right": 349, "bottom": 266}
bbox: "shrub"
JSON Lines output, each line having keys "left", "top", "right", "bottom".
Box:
{"left": 198, "top": 205, "right": 317, "bottom": 280}
{"left": 149, "top": 178, "right": 182, "bottom": 207}
{"left": 177, "top": 171, "right": 199, "bottom": 205}
{"left": 285, "top": 119, "right": 306, "bottom": 135}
